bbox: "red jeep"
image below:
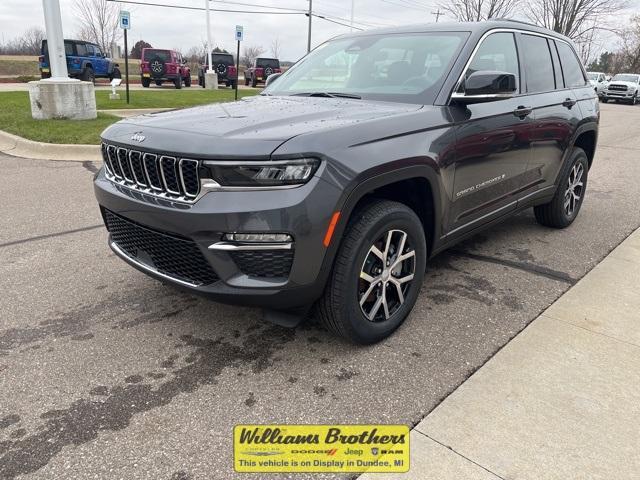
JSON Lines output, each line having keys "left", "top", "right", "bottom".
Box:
{"left": 140, "top": 48, "right": 191, "bottom": 89}
{"left": 244, "top": 57, "right": 281, "bottom": 87}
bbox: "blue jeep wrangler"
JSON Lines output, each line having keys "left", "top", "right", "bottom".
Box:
{"left": 39, "top": 39, "right": 115, "bottom": 82}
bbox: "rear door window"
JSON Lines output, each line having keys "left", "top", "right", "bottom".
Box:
{"left": 521, "top": 34, "right": 555, "bottom": 93}
{"left": 76, "top": 43, "right": 88, "bottom": 56}
{"left": 556, "top": 41, "right": 587, "bottom": 87}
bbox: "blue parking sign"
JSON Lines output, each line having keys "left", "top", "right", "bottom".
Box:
{"left": 119, "top": 11, "right": 131, "bottom": 30}
{"left": 236, "top": 25, "right": 243, "bottom": 42}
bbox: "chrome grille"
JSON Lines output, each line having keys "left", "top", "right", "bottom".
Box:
{"left": 101, "top": 143, "right": 201, "bottom": 203}
{"left": 608, "top": 84, "right": 628, "bottom": 91}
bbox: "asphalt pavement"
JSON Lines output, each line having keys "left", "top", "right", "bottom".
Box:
{"left": 1, "top": 102, "right": 639, "bottom": 479}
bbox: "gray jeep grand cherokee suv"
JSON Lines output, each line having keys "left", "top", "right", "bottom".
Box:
{"left": 94, "top": 20, "right": 598, "bottom": 344}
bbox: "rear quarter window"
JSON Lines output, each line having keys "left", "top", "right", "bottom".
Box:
{"left": 556, "top": 41, "right": 587, "bottom": 88}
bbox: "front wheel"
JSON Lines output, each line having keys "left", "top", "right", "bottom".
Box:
{"left": 174, "top": 77, "right": 182, "bottom": 89}
{"left": 184, "top": 76, "right": 191, "bottom": 87}
{"left": 316, "top": 200, "right": 427, "bottom": 344}
{"left": 534, "top": 147, "right": 588, "bottom": 229}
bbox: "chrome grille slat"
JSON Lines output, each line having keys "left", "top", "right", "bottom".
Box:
{"left": 117, "top": 147, "right": 134, "bottom": 183}
{"left": 107, "top": 145, "right": 123, "bottom": 179}
{"left": 128, "top": 150, "right": 147, "bottom": 187}
{"left": 143, "top": 153, "right": 163, "bottom": 191}
{"left": 101, "top": 143, "right": 113, "bottom": 175}
{"left": 103, "top": 143, "right": 201, "bottom": 203}
{"left": 159, "top": 156, "right": 182, "bottom": 195}
{"left": 179, "top": 159, "right": 200, "bottom": 198}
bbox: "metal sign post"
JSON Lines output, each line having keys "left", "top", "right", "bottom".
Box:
{"left": 235, "top": 25, "right": 243, "bottom": 101}
{"left": 119, "top": 10, "right": 131, "bottom": 104}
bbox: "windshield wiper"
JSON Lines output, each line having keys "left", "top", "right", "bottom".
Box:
{"left": 292, "top": 92, "right": 362, "bottom": 99}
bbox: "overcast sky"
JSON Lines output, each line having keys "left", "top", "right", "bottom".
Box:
{"left": 1, "top": 0, "right": 638, "bottom": 61}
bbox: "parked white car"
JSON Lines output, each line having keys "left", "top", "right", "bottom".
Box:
{"left": 587, "top": 71, "right": 608, "bottom": 96}
{"left": 601, "top": 73, "right": 640, "bottom": 104}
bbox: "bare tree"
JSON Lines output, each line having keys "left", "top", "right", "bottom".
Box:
{"left": 525, "top": 0, "right": 625, "bottom": 40}
{"left": 21, "top": 27, "right": 46, "bottom": 55}
{"left": 270, "top": 37, "right": 282, "bottom": 59}
{"left": 73, "top": 0, "right": 122, "bottom": 54}
{"left": 241, "top": 45, "right": 265, "bottom": 68}
{"left": 437, "top": 0, "right": 520, "bottom": 22}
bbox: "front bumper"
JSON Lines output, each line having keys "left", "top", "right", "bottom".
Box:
{"left": 94, "top": 167, "right": 342, "bottom": 310}
{"left": 602, "top": 90, "right": 636, "bottom": 99}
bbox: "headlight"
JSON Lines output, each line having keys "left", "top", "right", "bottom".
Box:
{"left": 204, "top": 158, "right": 319, "bottom": 187}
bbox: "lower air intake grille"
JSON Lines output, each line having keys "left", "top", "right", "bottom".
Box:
{"left": 104, "top": 210, "right": 219, "bottom": 286}
{"left": 230, "top": 250, "right": 294, "bottom": 278}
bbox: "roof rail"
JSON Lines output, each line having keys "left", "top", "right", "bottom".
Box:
{"left": 489, "top": 18, "right": 542, "bottom": 28}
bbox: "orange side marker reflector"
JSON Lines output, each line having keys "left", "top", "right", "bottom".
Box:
{"left": 323, "top": 212, "right": 341, "bottom": 247}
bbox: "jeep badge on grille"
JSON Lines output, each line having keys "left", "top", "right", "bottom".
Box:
{"left": 131, "top": 133, "right": 146, "bottom": 143}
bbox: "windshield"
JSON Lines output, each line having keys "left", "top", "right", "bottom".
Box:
{"left": 612, "top": 74, "right": 639, "bottom": 82}
{"left": 265, "top": 32, "right": 467, "bottom": 104}
{"left": 587, "top": 73, "right": 599, "bottom": 81}
{"left": 143, "top": 50, "right": 172, "bottom": 62}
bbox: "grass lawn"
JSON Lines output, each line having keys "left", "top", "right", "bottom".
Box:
{"left": 95, "top": 88, "right": 257, "bottom": 109}
{"left": 0, "top": 89, "right": 259, "bottom": 145}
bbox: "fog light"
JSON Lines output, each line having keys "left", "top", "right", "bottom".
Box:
{"left": 224, "top": 233, "right": 292, "bottom": 243}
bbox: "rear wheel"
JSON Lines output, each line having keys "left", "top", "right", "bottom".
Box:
{"left": 534, "top": 147, "right": 588, "bottom": 229}
{"left": 244, "top": 75, "right": 250, "bottom": 86}
{"left": 230, "top": 80, "right": 237, "bottom": 89}
{"left": 251, "top": 75, "right": 257, "bottom": 88}
{"left": 155, "top": 80, "right": 162, "bottom": 86}
{"left": 184, "top": 75, "right": 191, "bottom": 87}
{"left": 141, "top": 78, "right": 151, "bottom": 88}
{"left": 174, "top": 77, "right": 182, "bottom": 89}
{"left": 316, "top": 200, "right": 426, "bottom": 344}
{"left": 81, "top": 66, "right": 94, "bottom": 83}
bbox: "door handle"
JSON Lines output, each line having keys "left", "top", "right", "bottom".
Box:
{"left": 513, "top": 106, "right": 532, "bottom": 118}
{"left": 562, "top": 98, "right": 577, "bottom": 108}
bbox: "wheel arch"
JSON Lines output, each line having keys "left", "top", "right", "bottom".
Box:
{"left": 572, "top": 124, "right": 598, "bottom": 170}
{"left": 313, "top": 165, "right": 444, "bottom": 300}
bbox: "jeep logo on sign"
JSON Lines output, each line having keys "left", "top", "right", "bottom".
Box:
{"left": 131, "top": 133, "right": 146, "bottom": 143}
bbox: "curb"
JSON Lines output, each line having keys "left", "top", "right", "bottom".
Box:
{"left": 0, "top": 129, "right": 100, "bottom": 162}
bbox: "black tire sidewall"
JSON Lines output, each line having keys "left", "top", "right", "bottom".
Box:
{"left": 559, "top": 149, "right": 589, "bottom": 223}
{"left": 338, "top": 206, "right": 426, "bottom": 343}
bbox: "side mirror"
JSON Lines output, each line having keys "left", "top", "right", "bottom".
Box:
{"left": 265, "top": 72, "right": 283, "bottom": 88}
{"left": 451, "top": 70, "right": 517, "bottom": 104}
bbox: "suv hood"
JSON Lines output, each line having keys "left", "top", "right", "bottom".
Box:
{"left": 101, "top": 95, "right": 422, "bottom": 157}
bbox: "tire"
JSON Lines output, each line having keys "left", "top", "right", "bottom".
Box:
{"left": 174, "top": 77, "right": 182, "bottom": 89}
{"left": 81, "top": 66, "right": 94, "bottom": 83}
{"left": 185, "top": 76, "right": 191, "bottom": 87}
{"left": 316, "top": 200, "right": 427, "bottom": 344}
{"left": 632, "top": 95, "right": 637, "bottom": 105}
{"left": 534, "top": 147, "right": 589, "bottom": 229}
{"left": 251, "top": 76, "right": 257, "bottom": 88}
{"left": 244, "top": 75, "right": 250, "bottom": 86}
{"left": 600, "top": 97, "right": 607, "bottom": 103}
{"left": 155, "top": 80, "right": 162, "bottom": 86}
{"left": 141, "top": 78, "right": 151, "bottom": 88}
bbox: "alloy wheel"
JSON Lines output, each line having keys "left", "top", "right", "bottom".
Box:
{"left": 358, "top": 229, "right": 416, "bottom": 322}
{"left": 564, "top": 162, "right": 584, "bottom": 217}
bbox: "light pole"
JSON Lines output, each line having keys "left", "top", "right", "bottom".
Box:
{"left": 307, "top": 0, "right": 313, "bottom": 53}
{"left": 42, "top": 0, "right": 70, "bottom": 80}
{"left": 30, "top": 0, "right": 96, "bottom": 120}
{"left": 204, "top": 0, "right": 218, "bottom": 88}
{"left": 350, "top": 0, "right": 355, "bottom": 32}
